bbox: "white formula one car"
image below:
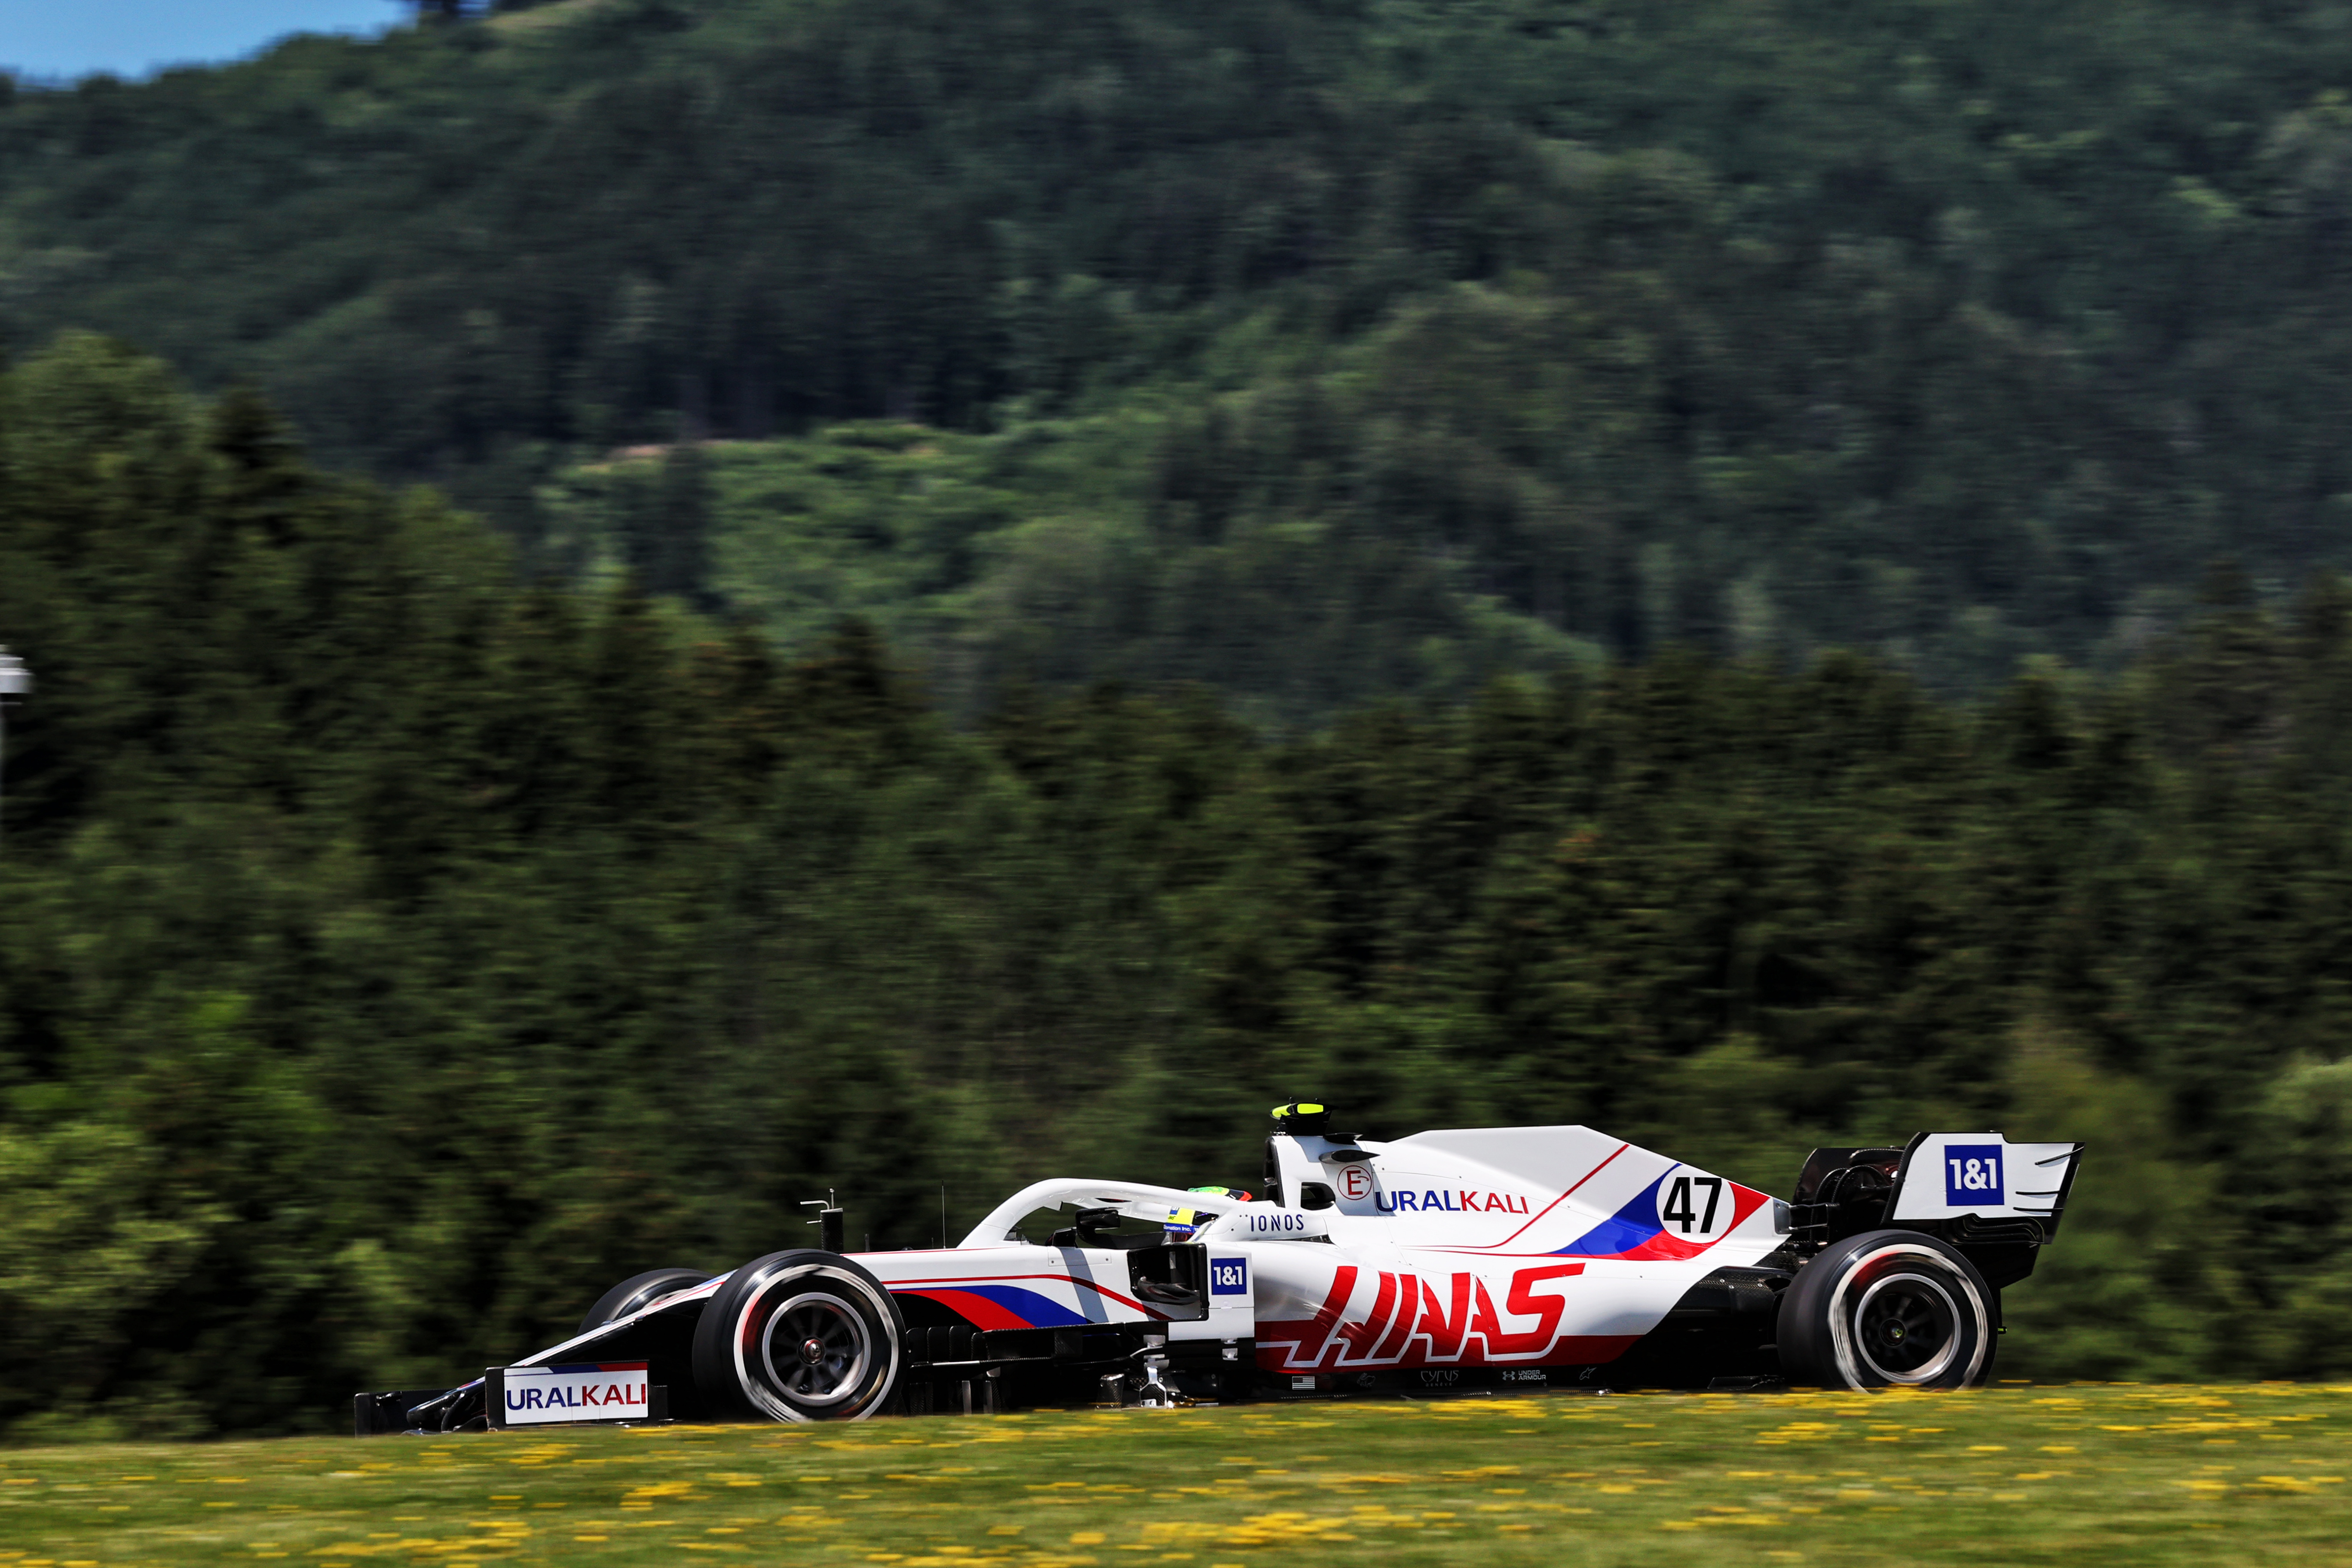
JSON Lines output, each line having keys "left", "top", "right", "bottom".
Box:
{"left": 356, "top": 1106, "right": 2081, "bottom": 1433}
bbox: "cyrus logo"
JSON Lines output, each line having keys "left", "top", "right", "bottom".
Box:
{"left": 1373, "top": 1188, "right": 1530, "bottom": 1215}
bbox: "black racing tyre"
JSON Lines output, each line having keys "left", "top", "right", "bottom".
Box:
{"left": 691, "top": 1250, "right": 903, "bottom": 1422}
{"left": 579, "top": 1268, "right": 716, "bottom": 1335}
{"left": 1779, "top": 1229, "right": 1997, "bottom": 1391}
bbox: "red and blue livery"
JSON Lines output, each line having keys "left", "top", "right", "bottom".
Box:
{"left": 356, "top": 1112, "right": 2080, "bottom": 1432}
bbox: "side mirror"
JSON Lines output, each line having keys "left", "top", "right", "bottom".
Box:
{"left": 1298, "top": 1182, "right": 1335, "bottom": 1211}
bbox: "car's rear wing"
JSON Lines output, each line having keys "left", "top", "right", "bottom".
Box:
{"left": 1888, "top": 1132, "right": 2082, "bottom": 1233}
{"left": 1791, "top": 1132, "right": 2083, "bottom": 1289}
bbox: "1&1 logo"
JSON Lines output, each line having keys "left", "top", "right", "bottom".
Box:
{"left": 1943, "top": 1144, "right": 2004, "bottom": 1206}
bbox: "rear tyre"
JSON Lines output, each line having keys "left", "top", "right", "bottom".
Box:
{"left": 580, "top": 1268, "right": 715, "bottom": 1335}
{"left": 691, "top": 1250, "right": 903, "bottom": 1422}
{"left": 1779, "top": 1229, "right": 1995, "bottom": 1390}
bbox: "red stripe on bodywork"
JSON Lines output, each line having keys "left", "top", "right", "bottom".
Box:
{"left": 1478, "top": 1143, "right": 1631, "bottom": 1250}
{"left": 1371, "top": 1273, "right": 1421, "bottom": 1361}
{"left": 1336, "top": 1272, "right": 1399, "bottom": 1360}
{"left": 1303, "top": 1267, "right": 1360, "bottom": 1368}
{"left": 1249, "top": 1330, "right": 1640, "bottom": 1371}
{"left": 896, "top": 1289, "right": 1032, "bottom": 1332}
{"left": 1416, "top": 1274, "right": 1475, "bottom": 1359}
{"left": 1470, "top": 1263, "right": 1584, "bottom": 1355}
{"left": 1256, "top": 1268, "right": 1360, "bottom": 1369}
{"left": 882, "top": 1271, "right": 1167, "bottom": 1320}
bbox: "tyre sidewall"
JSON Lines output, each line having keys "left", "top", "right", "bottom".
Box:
{"left": 692, "top": 1250, "right": 903, "bottom": 1422}
{"left": 1781, "top": 1229, "right": 1995, "bottom": 1391}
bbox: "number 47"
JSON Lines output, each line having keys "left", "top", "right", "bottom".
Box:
{"left": 1660, "top": 1175, "right": 1723, "bottom": 1234}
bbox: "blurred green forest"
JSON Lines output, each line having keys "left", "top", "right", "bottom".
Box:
{"left": 7, "top": 339, "right": 2352, "bottom": 1437}
{"left": 11, "top": 0, "right": 2352, "bottom": 709}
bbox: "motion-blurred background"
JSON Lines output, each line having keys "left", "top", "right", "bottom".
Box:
{"left": 3, "top": 0, "right": 2351, "bottom": 1437}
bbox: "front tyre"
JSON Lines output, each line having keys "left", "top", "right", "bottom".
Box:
{"left": 691, "top": 1250, "right": 903, "bottom": 1422}
{"left": 1779, "top": 1229, "right": 1996, "bottom": 1390}
{"left": 580, "top": 1268, "right": 715, "bottom": 1335}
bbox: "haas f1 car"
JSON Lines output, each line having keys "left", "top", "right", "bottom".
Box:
{"left": 357, "top": 1106, "right": 2081, "bottom": 1433}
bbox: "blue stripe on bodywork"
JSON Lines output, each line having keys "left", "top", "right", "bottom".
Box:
{"left": 932, "top": 1283, "right": 1091, "bottom": 1327}
{"left": 1551, "top": 1173, "right": 1666, "bottom": 1257}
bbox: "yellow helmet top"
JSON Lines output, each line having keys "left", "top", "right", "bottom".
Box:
{"left": 1271, "top": 1101, "right": 1334, "bottom": 1135}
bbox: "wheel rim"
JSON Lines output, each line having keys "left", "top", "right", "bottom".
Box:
{"left": 1851, "top": 1271, "right": 1960, "bottom": 1384}
{"left": 1822, "top": 1242, "right": 1988, "bottom": 1390}
{"left": 757, "top": 1291, "right": 870, "bottom": 1407}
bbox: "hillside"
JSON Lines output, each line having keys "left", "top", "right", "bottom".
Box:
{"left": 8, "top": 1, "right": 2352, "bottom": 710}
{"left": 541, "top": 420, "right": 1601, "bottom": 723}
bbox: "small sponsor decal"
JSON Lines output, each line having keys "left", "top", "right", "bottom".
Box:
{"left": 499, "top": 1362, "right": 649, "bottom": 1425}
{"left": 1242, "top": 1210, "right": 1317, "bottom": 1235}
{"left": 1943, "top": 1145, "right": 2005, "bottom": 1206}
{"left": 1210, "top": 1257, "right": 1249, "bottom": 1297}
{"left": 1372, "top": 1188, "right": 1530, "bottom": 1215}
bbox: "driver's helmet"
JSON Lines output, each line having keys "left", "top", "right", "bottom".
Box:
{"left": 1165, "top": 1185, "right": 1253, "bottom": 1240}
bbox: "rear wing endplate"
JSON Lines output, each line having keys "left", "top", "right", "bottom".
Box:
{"left": 1888, "top": 1133, "right": 2084, "bottom": 1235}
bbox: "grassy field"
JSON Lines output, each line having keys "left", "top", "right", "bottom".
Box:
{"left": 4, "top": 1384, "right": 2349, "bottom": 1568}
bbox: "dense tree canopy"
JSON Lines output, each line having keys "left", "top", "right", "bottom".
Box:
{"left": 5, "top": 341, "right": 2352, "bottom": 1435}
{"left": 8, "top": 0, "right": 2352, "bottom": 709}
